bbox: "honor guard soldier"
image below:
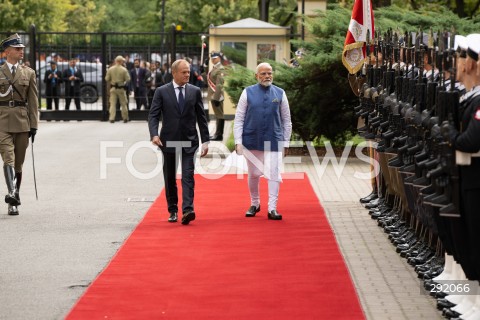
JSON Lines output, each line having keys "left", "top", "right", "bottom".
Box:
{"left": 207, "top": 51, "right": 226, "bottom": 141}
{"left": 0, "top": 33, "right": 39, "bottom": 215}
{"left": 449, "top": 34, "right": 480, "bottom": 282}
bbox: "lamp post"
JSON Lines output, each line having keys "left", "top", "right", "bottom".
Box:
{"left": 160, "top": 0, "right": 165, "bottom": 64}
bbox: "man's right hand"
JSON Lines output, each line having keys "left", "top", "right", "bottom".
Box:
{"left": 151, "top": 136, "right": 162, "bottom": 147}
{"left": 235, "top": 144, "right": 243, "bottom": 155}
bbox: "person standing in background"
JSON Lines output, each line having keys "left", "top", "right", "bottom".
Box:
{"left": 130, "top": 59, "right": 148, "bottom": 110}
{"left": 62, "top": 57, "right": 83, "bottom": 110}
{"left": 207, "top": 51, "right": 226, "bottom": 141}
{"left": 44, "top": 61, "right": 62, "bottom": 110}
{"left": 106, "top": 55, "right": 130, "bottom": 123}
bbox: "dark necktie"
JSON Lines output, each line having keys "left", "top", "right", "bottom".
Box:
{"left": 11, "top": 66, "right": 16, "bottom": 78}
{"left": 178, "top": 86, "right": 185, "bottom": 113}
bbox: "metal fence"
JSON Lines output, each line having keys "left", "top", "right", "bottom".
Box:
{"left": 1, "top": 26, "right": 208, "bottom": 121}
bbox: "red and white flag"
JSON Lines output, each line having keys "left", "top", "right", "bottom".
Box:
{"left": 342, "top": 0, "right": 375, "bottom": 74}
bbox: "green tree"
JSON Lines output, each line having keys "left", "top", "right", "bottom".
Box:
{"left": 0, "top": 0, "right": 105, "bottom": 33}
{"left": 224, "top": 3, "right": 480, "bottom": 144}
{"left": 64, "top": 0, "right": 107, "bottom": 32}
{"left": 97, "top": 0, "right": 159, "bottom": 32}
{"left": 0, "top": 0, "right": 72, "bottom": 32}
{"left": 96, "top": 0, "right": 296, "bottom": 34}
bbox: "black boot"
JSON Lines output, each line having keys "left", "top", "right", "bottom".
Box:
{"left": 8, "top": 204, "right": 19, "bottom": 215}
{"left": 15, "top": 171, "right": 22, "bottom": 206}
{"left": 4, "top": 165, "right": 19, "bottom": 206}
{"left": 210, "top": 119, "right": 224, "bottom": 141}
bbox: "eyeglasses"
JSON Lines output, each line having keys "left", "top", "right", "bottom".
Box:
{"left": 258, "top": 72, "right": 273, "bottom": 76}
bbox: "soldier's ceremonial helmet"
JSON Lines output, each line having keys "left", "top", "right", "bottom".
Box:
{"left": 1, "top": 33, "right": 25, "bottom": 51}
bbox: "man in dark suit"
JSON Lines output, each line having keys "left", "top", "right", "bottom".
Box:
{"left": 62, "top": 57, "right": 84, "bottom": 110}
{"left": 43, "top": 61, "right": 62, "bottom": 110}
{"left": 130, "top": 59, "right": 148, "bottom": 110}
{"left": 148, "top": 59, "right": 210, "bottom": 225}
{"left": 145, "top": 62, "right": 163, "bottom": 109}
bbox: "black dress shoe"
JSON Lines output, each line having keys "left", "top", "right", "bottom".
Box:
{"left": 443, "top": 308, "right": 461, "bottom": 318}
{"left": 181, "top": 211, "right": 196, "bottom": 225}
{"left": 168, "top": 212, "right": 178, "bottom": 223}
{"left": 437, "top": 298, "right": 456, "bottom": 310}
{"left": 364, "top": 198, "right": 380, "bottom": 209}
{"left": 267, "top": 210, "right": 282, "bottom": 220}
{"left": 209, "top": 135, "right": 223, "bottom": 141}
{"left": 246, "top": 205, "right": 260, "bottom": 217}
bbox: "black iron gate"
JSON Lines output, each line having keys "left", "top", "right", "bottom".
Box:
{"left": 1, "top": 25, "right": 208, "bottom": 121}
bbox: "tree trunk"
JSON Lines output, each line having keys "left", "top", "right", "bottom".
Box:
{"left": 372, "top": 0, "right": 392, "bottom": 7}
{"left": 473, "top": 0, "right": 480, "bottom": 18}
{"left": 455, "top": 0, "right": 466, "bottom": 17}
{"left": 409, "top": 0, "right": 418, "bottom": 10}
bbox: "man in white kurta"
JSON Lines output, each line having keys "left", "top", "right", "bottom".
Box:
{"left": 233, "top": 63, "right": 292, "bottom": 220}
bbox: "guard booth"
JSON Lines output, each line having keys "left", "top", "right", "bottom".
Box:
{"left": 208, "top": 18, "right": 291, "bottom": 120}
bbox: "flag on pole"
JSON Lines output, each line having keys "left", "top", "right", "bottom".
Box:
{"left": 342, "top": 0, "right": 375, "bottom": 74}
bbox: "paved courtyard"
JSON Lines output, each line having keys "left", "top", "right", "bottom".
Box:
{"left": 0, "top": 120, "right": 442, "bottom": 319}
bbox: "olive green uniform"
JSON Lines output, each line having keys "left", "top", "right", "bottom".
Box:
{"left": 207, "top": 61, "right": 225, "bottom": 139}
{"left": 105, "top": 64, "right": 130, "bottom": 122}
{"left": 0, "top": 63, "right": 38, "bottom": 171}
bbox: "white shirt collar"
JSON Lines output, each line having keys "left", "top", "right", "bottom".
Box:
{"left": 172, "top": 81, "right": 185, "bottom": 89}
{"left": 6, "top": 62, "right": 19, "bottom": 73}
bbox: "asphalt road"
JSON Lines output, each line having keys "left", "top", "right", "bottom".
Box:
{"left": 0, "top": 121, "right": 165, "bottom": 320}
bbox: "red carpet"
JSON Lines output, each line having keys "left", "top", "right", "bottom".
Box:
{"left": 67, "top": 174, "right": 365, "bottom": 320}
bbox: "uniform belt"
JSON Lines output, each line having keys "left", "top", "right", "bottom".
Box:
{"left": 112, "top": 84, "right": 125, "bottom": 89}
{"left": 0, "top": 100, "right": 27, "bottom": 107}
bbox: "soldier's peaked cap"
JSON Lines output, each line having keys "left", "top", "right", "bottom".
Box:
{"left": 1, "top": 33, "right": 25, "bottom": 51}
{"left": 466, "top": 34, "right": 480, "bottom": 61}
{"left": 454, "top": 35, "right": 467, "bottom": 51}
{"left": 454, "top": 35, "right": 468, "bottom": 58}
{"left": 210, "top": 51, "right": 221, "bottom": 58}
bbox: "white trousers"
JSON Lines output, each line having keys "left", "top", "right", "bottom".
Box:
{"left": 244, "top": 150, "right": 282, "bottom": 212}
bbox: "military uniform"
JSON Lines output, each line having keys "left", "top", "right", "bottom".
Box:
{"left": 0, "top": 34, "right": 39, "bottom": 215}
{"left": 207, "top": 51, "right": 225, "bottom": 140}
{"left": 105, "top": 56, "right": 130, "bottom": 122}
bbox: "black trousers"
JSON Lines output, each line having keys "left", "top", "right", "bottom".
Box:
{"left": 134, "top": 87, "right": 147, "bottom": 110}
{"left": 65, "top": 86, "right": 81, "bottom": 110}
{"left": 161, "top": 148, "right": 196, "bottom": 214}
{"left": 46, "top": 86, "right": 60, "bottom": 110}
